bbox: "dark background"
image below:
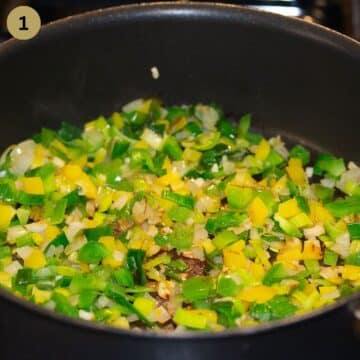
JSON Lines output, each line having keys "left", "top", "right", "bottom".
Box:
{"left": 0, "top": 1, "right": 359, "bottom": 42}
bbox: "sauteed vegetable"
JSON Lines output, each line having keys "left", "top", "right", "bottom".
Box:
{"left": 0, "top": 99, "right": 359, "bottom": 331}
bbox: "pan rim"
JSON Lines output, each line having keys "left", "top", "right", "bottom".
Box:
{"left": 0, "top": 1, "right": 359, "bottom": 340}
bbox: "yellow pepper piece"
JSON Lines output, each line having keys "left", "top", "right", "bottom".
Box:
{"left": 231, "top": 169, "right": 256, "bottom": 188}
{"left": 302, "top": 240, "right": 322, "bottom": 260}
{"left": 257, "top": 178, "right": 268, "bottom": 188}
{"left": 272, "top": 175, "right": 288, "bottom": 193}
{"left": 223, "top": 241, "right": 248, "bottom": 271}
{"left": 157, "top": 172, "right": 184, "bottom": 192}
{"left": 278, "top": 199, "right": 301, "bottom": 219}
{"left": 115, "top": 239, "right": 127, "bottom": 253}
{"left": 133, "top": 140, "right": 149, "bottom": 149}
{"left": 201, "top": 239, "right": 217, "bottom": 254}
{"left": 80, "top": 263, "right": 90, "bottom": 273}
{"left": 183, "top": 148, "right": 202, "bottom": 163}
{"left": 277, "top": 239, "right": 303, "bottom": 262}
{"left": 99, "top": 236, "right": 116, "bottom": 251}
{"left": 94, "top": 148, "right": 106, "bottom": 165}
{"left": 32, "top": 144, "right": 47, "bottom": 168}
{"left": 309, "top": 200, "right": 334, "bottom": 224}
{"left": 255, "top": 139, "right": 270, "bottom": 161}
{"left": 32, "top": 286, "right": 51, "bottom": 304}
{"left": 248, "top": 262, "right": 266, "bottom": 281}
{"left": 22, "top": 177, "right": 44, "bottom": 195}
{"left": 247, "top": 196, "right": 269, "bottom": 226}
{"left": 112, "top": 317, "right": 130, "bottom": 329}
{"left": 62, "top": 164, "right": 83, "bottom": 181}
{"left": 0, "top": 271, "right": 12, "bottom": 288}
{"left": 45, "top": 225, "right": 60, "bottom": 242}
{"left": 111, "top": 112, "right": 124, "bottom": 128}
{"left": 0, "top": 204, "right": 16, "bottom": 231}
{"left": 32, "top": 233, "right": 44, "bottom": 246}
{"left": 190, "top": 309, "right": 218, "bottom": 324}
{"left": 319, "top": 286, "right": 338, "bottom": 295}
{"left": 286, "top": 158, "right": 306, "bottom": 186}
{"left": 238, "top": 285, "right": 277, "bottom": 303}
{"left": 24, "top": 248, "right": 47, "bottom": 269}
{"left": 83, "top": 213, "right": 105, "bottom": 228}
{"left": 134, "top": 297, "right": 155, "bottom": 316}
{"left": 102, "top": 257, "right": 123, "bottom": 268}
{"left": 342, "top": 265, "right": 360, "bottom": 281}
{"left": 290, "top": 212, "right": 313, "bottom": 228}
{"left": 62, "top": 164, "right": 97, "bottom": 199}
{"left": 77, "top": 176, "right": 97, "bottom": 199}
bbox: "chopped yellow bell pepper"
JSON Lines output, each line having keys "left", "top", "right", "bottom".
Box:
{"left": 0, "top": 271, "right": 12, "bottom": 288}
{"left": 231, "top": 169, "right": 256, "bottom": 188}
{"left": 112, "top": 317, "right": 130, "bottom": 329}
{"left": 32, "top": 233, "right": 44, "bottom": 246}
{"left": 223, "top": 244, "right": 248, "bottom": 271}
{"left": 24, "top": 248, "right": 47, "bottom": 269}
{"left": 134, "top": 297, "right": 155, "bottom": 316}
{"left": 21, "top": 177, "right": 44, "bottom": 195}
{"left": 201, "top": 238, "right": 217, "bottom": 254}
{"left": 45, "top": 225, "right": 60, "bottom": 242}
{"left": 272, "top": 175, "right": 288, "bottom": 193}
{"left": 238, "top": 285, "right": 277, "bottom": 303}
{"left": 286, "top": 158, "right": 306, "bottom": 186}
{"left": 99, "top": 236, "right": 116, "bottom": 251}
{"left": 0, "top": 204, "right": 16, "bottom": 231}
{"left": 32, "top": 144, "right": 47, "bottom": 168}
{"left": 111, "top": 112, "right": 124, "bottom": 129}
{"left": 302, "top": 239, "right": 322, "bottom": 260}
{"left": 247, "top": 196, "right": 269, "bottom": 226}
{"left": 278, "top": 198, "right": 301, "bottom": 219}
{"left": 290, "top": 212, "right": 313, "bottom": 228}
{"left": 342, "top": 265, "right": 360, "bottom": 281}
{"left": 183, "top": 148, "right": 202, "bottom": 163}
{"left": 62, "top": 164, "right": 97, "bottom": 199}
{"left": 32, "top": 286, "right": 52, "bottom": 304}
{"left": 309, "top": 200, "right": 334, "bottom": 224}
{"left": 255, "top": 139, "right": 270, "bottom": 161}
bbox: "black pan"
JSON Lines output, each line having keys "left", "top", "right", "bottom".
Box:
{"left": 0, "top": 3, "right": 359, "bottom": 360}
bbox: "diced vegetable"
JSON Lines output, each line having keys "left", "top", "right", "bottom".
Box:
{"left": 183, "top": 276, "right": 213, "bottom": 302}
{"left": 0, "top": 98, "right": 357, "bottom": 332}
{"left": 78, "top": 242, "right": 110, "bottom": 264}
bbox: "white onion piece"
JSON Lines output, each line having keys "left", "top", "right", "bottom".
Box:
{"left": 195, "top": 104, "right": 219, "bottom": 131}
{"left": 25, "top": 222, "right": 47, "bottom": 233}
{"left": 337, "top": 166, "right": 360, "bottom": 193}
{"left": 141, "top": 128, "right": 163, "bottom": 150}
{"left": 5, "top": 261, "right": 22, "bottom": 276}
{"left": 122, "top": 98, "right": 144, "bottom": 113}
{"left": 16, "top": 246, "right": 33, "bottom": 259}
{"left": 7, "top": 225, "right": 27, "bottom": 244}
{"left": 331, "top": 232, "right": 350, "bottom": 258}
{"left": 9, "top": 140, "right": 36, "bottom": 176}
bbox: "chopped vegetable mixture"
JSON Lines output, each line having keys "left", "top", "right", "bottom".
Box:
{"left": 0, "top": 98, "right": 359, "bottom": 331}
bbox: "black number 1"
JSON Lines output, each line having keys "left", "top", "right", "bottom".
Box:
{"left": 19, "top": 16, "right": 29, "bottom": 31}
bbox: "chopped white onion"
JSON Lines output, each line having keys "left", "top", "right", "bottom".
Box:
{"left": 305, "top": 167, "right": 314, "bottom": 178}
{"left": 122, "top": 98, "right": 144, "bottom": 113}
{"left": 303, "top": 224, "right": 325, "bottom": 239}
{"left": 141, "top": 128, "right": 163, "bottom": 150}
{"left": 195, "top": 104, "right": 219, "bottom": 131}
{"left": 79, "top": 310, "right": 94, "bottom": 321}
{"left": 9, "top": 140, "right": 36, "bottom": 176}
{"left": 331, "top": 232, "right": 350, "bottom": 258}
{"left": 5, "top": 261, "right": 22, "bottom": 276}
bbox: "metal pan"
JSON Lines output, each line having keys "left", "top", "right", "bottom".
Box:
{"left": 0, "top": 3, "right": 359, "bottom": 359}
